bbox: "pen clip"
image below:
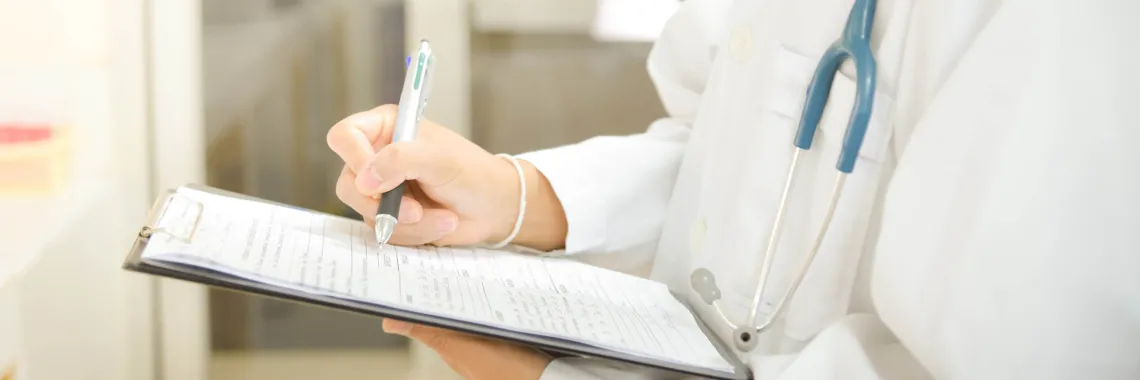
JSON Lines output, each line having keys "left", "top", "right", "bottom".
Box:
{"left": 417, "top": 54, "right": 436, "bottom": 118}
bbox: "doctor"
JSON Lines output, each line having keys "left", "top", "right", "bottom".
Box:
{"left": 327, "top": 0, "right": 1139, "bottom": 379}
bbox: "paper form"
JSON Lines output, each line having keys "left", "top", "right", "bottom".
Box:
{"left": 141, "top": 187, "right": 735, "bottom": 373}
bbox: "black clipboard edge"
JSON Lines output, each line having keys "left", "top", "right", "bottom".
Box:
{"left": 123, "top": 184, "right": 752, "bottom": 380}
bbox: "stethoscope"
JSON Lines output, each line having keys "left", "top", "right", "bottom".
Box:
{"left": 689, "top": 0, "right": 879, "bottom": 352}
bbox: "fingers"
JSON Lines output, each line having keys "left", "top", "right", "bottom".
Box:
{"left": 382, "top": 319, "right": 483, "bottom": 377}
{"left": 326, "top": 104, "right": 399, "bottom": 174}
{"left": 383, "top": 319, "right": 481, "bottom": 351}
{"left": 382, "top": 319, "right": 554, "bottom": 380}
{"left": 336, "top": 165, "right": 423, "bottom": 223}
{"left": 387, "top": 208, "right": 459, "bottom": 246}
{"left": 337, "top": 164, "right": 462, "bottom": 246}
{"left": 355, "top": 140, "right": 462, "bottom": 196}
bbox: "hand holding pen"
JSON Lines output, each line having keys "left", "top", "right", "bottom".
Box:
{"left": 325, "top": 40, "right": 569, "bottom": 251}
{"left": 372, "top": 39, "right": 437, "bottom": 245}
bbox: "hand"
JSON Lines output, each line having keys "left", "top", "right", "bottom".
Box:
{"left": 383, "top": 319, "right": 552, "bottom": 380}
{"left": 326, "top": 104, "right": 567, "bottom": 249}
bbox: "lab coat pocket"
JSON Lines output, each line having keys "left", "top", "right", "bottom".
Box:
{"left": 782, "top": 54, "right": 896, "bottom": 342}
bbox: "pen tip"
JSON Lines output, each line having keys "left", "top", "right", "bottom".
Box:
{"left": 374, "top": 214, "right": 397, "bottom": 246}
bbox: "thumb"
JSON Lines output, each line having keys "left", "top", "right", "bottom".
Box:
{"left": 356, "top": 140, "right": 462, "bottom": 195}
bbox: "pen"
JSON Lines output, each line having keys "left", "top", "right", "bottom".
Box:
{"left": 374, "top": 39, "right": 436, "bottom": 246}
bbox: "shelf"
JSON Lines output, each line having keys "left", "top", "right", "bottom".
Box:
{"left": 0, "top": 130, "right": 111, "bottom": 289}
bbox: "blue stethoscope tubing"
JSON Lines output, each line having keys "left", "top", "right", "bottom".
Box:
{"left": 689, "top": 0, "right": 879, "bottom": 352}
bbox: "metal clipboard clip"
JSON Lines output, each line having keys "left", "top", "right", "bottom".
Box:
{"left": 137, "top": 188, "right": 206, "bottom": 244}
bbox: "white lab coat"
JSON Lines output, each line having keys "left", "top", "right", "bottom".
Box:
{"left": 517, "top": 0, "right": 1140, "bottom": 379}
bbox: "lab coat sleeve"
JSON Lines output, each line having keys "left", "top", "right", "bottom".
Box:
{"left": 516, "top": 0, "right": 731, "bottom": 258}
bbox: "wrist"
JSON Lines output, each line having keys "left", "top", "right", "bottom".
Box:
{"left": 485, "top": 156, "right": 567, "bottom": 251}
{"left": 513, "top": 159, "right": 568, "bottom": 251}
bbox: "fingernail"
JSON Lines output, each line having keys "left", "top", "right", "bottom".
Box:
{"left": 384, "top": 319, "right": 412, "bottom": 336}
{"left": 437, "top": 217, "right": 457, "bottom": 233}
{"left": 360, "top": 167, "right": 383, "bottom": 190}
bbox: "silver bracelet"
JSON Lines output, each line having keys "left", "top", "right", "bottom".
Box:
{"left": 488, "top": 154, "right": 526, "bottom": 249}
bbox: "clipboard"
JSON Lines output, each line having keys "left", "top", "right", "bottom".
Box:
{"left": 121, "top": 184, "right": 753, "bottom": 380}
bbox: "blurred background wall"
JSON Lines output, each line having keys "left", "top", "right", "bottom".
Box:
{"left": 471, "top": 33, "right": 664, "bottom": 154}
